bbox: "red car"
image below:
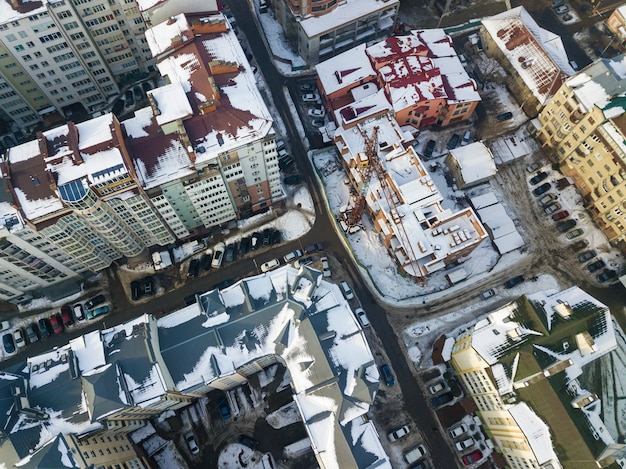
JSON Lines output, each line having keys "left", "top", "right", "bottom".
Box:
{"left": 551, "top": 210, "right": 569, "bottom": 221}
{"left": 61, "top": 305, "right": 74, "bottom": 327}
{"left": 462, "top": 449, "right": 483, "bottom": 465}
{"left": 49, "top": 313, "right": 64, "bottom": 334}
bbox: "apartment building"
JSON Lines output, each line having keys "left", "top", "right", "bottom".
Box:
{"left": 0, "top": 266, "right": 389, "bottom": 468}
{"left": 135, "top": 0, "right": 220, "bottom": 26}
{"left": 532, "top": 56, "right": 626, "bottom": 252}
{"left": 270, "top": 0, "right": 399, "bottom": 65}
{"left": 480, "top": 7, "right": 574, "bottom": 118}
{"left": 316, "top": 29, "right": 481, "bottom": 132}
{"left": 0, "top": 0, "right": 154, "bottom": 133}
{"left": 449, "top": 287, "right": 620, "bottom": 468}
{"left": 606, "top": 5, "right": 626, "bottom": 49}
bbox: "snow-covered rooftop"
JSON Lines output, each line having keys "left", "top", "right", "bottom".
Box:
{"left": 0, "top": 0, "right": 47, "bottom": 25}
{"left": 447, "top": 142, "right": 497, "bottom": 186}
{"left": 481, "top": 6, "right": 574, "bottom": 105}
{"left": 145, "top": 13, "right": 192, "bottom": 57}
{"left": 316, "top": 44, "right": 376, "bottom": 96}
{"left": 566, "top": 54, "right": 626, "bottom": 112}
{"left": 509, "top": 402, "right": 559, "bottom": 465}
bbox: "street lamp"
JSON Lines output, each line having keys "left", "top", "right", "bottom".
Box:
{"left": 253, "top": 258, "right": 259, "bottom": 274}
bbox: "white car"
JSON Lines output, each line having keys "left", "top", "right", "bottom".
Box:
{"left": 283, "top": 249, "right": 303, "bottom": 262}
{"left": 405, "top": 444, "right": 426, "bottom": 464}
{"left": 387, "top": 425, "right": 410, "bottom": 442}
{"left": 321, "top": 257, "right": 331, "bottom": 277}
{"left": 185, "top": 432, "right": 199, "bottom": 455}
{"left": 340, "top": 281, "right": 354, "bottom": 300}
{"left": 212, "top": 243, "right": 225, "bottom": 268}
{"left": 455, "top": 437, "right": 475, "bottom": 451}
{"left": 429, "top": 381, "right": 445, "bottom": 394}
{"left": 354, "top": 308, "right": 370, "bottom": 328}
{"left": 307, "top": 108, "right": 325, "bottom": 118}
{"left": 261, "top": 258, "right": 280, "bottom": 272}
{"left": 301, "top": 92, "right": 320, "bottom": 102}
{"left": 481, "top": 288, "right": 496, "bottom": 299}
{"left": 449, "top": 424, "right": 467, "bottom": 439}
{"left": 554, "top": 4, "right": 569, "bottom": 14}
{"left": 14, "top": 328, "right": 26, "bottom": 349}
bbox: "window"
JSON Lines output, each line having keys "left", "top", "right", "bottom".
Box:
{"left": 6, "top": 34, "right": 16, "bottom": 42}
{"left": 14, "top": 44, "right": 24, "bottom": 51}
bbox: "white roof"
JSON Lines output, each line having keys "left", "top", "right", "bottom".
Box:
{"left": 493, "top": 231, "right": 525, "bottom": 254}
{"left": 145, "top": 13, "right": 191, "bottom": 57}
{"left": 509, "top": 403, "right": 559, "bottom": 465}
{"left": 477, "top": 204, "right": 516, "bottom": 238}
{"left": 316, "top": 44, "right": 376, "bottom": 96}
{"left": 7, "top": 140, "right": 41, "bottom": 165}
{"left": 148, "top": 83, "right": 193, "bottom": 126}
{"left": 448, "top": 142, "right": 496, "bottom": 184}
{"left": 76, "top": 113, "right": 114, "bottom": 150}
{"left": 470, "top": 192, "right": 499, "bottom": 210}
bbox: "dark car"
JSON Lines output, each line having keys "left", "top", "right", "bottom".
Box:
{"left": 141, "top": 81, "right": 153, "bottom": 94}
{"left": 278, "top": 156, "right": 294, "bottom": 170}
{"left": 551, "top": 210, "right": 569, "bottom": 221}
{"left": 219, "top": 400, "right": 231, "bottom": 420}
{"left": 447, "top": 134, "right": 460, "bottom": 150}
{"left": 225, "top": 243, "right": 236, "bottom": 263}
{"left": 304, "top": 243, "right": 323, "bottom": 254}
{"left": 187, "top": 259, "right": 200, "bottom": 277}
{"left": 504, "top": 275, "right": 525, "bottom": 288}
{"left": 85, "top": 294, "right": 105, "bottom": 310}
{"left": 577, "top": 250, "right": 596, "bottom": 263}
{"left": 250, "top": 232, "right": 262, "bottom": 250}
{"left": 239, "top": 237, "right": 251, "bottom": 256}
{"left": 143, "top": 276, "right": 155, "bottom": 295}
{"left": 2, "top": 333, "right": 15, "bottom": 355}
{"left": 496, "top": 111, "right": 513, "bottom": 121}
{"left": 37, "top": 318, "right": 52, "bottom": 338}
{"left": 588, "top": 260, "right": 606, "bottom": 272}
{"left": 532, "top": 182, "right": 551, "bottom": 196}
{"left": 284, "top": 174, "right": 302, "bottom": 185}
{"left": 238, "top": 435, "right": 259, "bottom": 451}
{"left": 262, "top": 228, "right": 273, "bottom": 245}
{"left": 557, "top": 219, "right": 577, "bottom": 233}
{"left": 124, "top": 89, "right": 134, "bottom": 107}
{"left": 570, "top": 240, "right": 589, "bottom": 252}
{"left": 25, "top": 324, "right": 39, "bottom": 344}
{"left": 49, "top": 313, "right": 64, "bottom": 334}
{"left": 462, "top": 449, "right": 483, "bottom": 465}
{"left": 212, "top": 278, "right": 235, "bottom": 290}
{"left": 380, "top": 364, "right": 395, "bottom": 386}
{"left": 597, "top": 270, "right": 616, "bottom": 282}
{"left": 424, "top": 139, "right": 436, "bottom": 158}
{"left": 300, "top": 83, "right": 315, "bottom": 92}
{"left": 294, "top": 256, "right": 313, "bottom": 268}
{"left": 529, "top": 171, "right": 548, "bottom": 185}
{"left": 131, "top": 280, "right": 142, "bottom": 301}
{"left": 271, "top": 229, "right": 282, "bottom": 244}
{"left": 200, "top": 253, "right": 212, "bottom": 271}
{"left": 61, "top": 305, "right": 74, "bottom": 327}
{"left": 430, "top": 391, "right": 454, "bottom": 408}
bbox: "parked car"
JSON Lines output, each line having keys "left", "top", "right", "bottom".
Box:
{"left": 578, "top": 250, "right": 596, "bottom": 263}
{"left": 124, "top": 89, "right": 134, "bottom": 107}
{"left": 272, "top": 229, "right": 282, "bottom": 244}
{"left": 278, "top": 156, "right": 294, "bottom": 169}
{"left": 200, "top": 253, "right": 212, "bottom": 271}
{"left": 2, "top": 333, "right": 15, "bottom": 355}
{"left": 455, "top": 437, "right": 475, "bottom": 451}
{"left": 219, "top": 400, "right": 231, "bottom": 419}
{"left": 61, "top": 305, "right": 74, "bottom": 327}
{"left": 552, "top": 0, "right": 565, "bottom": 7}
{"left": 261, "top": 258, "right": 280, "bottom": 272}
{"left": 424, "top": 139, "right": 436, "bottom": 158}
{"left": 284, "top": 174, "right": 302, "bottom": 185}
{"left": 301, "top": 92, "right": 320, "bottom": 102}
{"left": 597, "top": 269, "right": 616, "bottom": 282}
{"left": 387, "top": 425, "right": 410, "bottom": 442}
{"left": 430, "top": 391, "right": 454, "bottom": 407}
{"left": 429, "top": 381, "right": 445, "bottom": 394}
{"left": 304, "top": 243, "right": 323, "bottom": 254}
{"left": 212, "top": 278, "right": 235, "bottom": 290}
{"left": 504, "top": 275, "right": 525, "bottom": 288}
{"left": 543, "top": 202, "right": 561, "bottom": 215}
{"left": 294, "top": 256, "right": 313, "bottom": 268}
{"left": 529, "top": 171, "right": 548, "bottom": 185}
{"left": 212, "top": 243, "right": 225, "bottom": 268}
{"left": 308, "top": 107, "right": 325, "bottom": 118}
{"left": 405, "top": 445, "right": 426, "bottom": 464}
{"left": 570, "top": 239, "right": 589, "bottom": 252}
{"left": 311, "top": 118, "right": 325, "bottom": 128}
{"left": 552, "top": 210, "right": 569, "bottom": 221}
{"left": 557, "top": 219, "right": 577, "bottom": 232}
{"left": 447, "top": 133, "right": 460, "bottom": 150}
{"left": 461, "top": 130, "right": 472, "bottom": 146}
{"left": 87, "top": 305, "right": 109, "bottom": 320}
{"left": 25, "top": 324, "right": 39, "bottom": 344}
{"left": 340, "top": 281, "right": 354, "bottom": 300}
{"left": 185, "top": 433, "right": 199, "bottom": 455}
{"left": 554, "top": 4, "right": 569, "bottom": 14}
{"left": 85, "top": 294, "right": 105, "bottom": 310}
{"left": 13, "top": 328, "right": 26, "bottom": 349}
{"left": 462, "top": 449, "right": 483, "bottom": 465}
{"left": 533, "top": 182, "right": 551, "bottom": 196}
{"left": 143, "top": 276, "right": 155, "bottom": 295}
{"left": 262, "top": 228, "right": 273, "bottom": 245}
{"left": 380, "top": 364, "right": 395, "bottom": 386}
{"left": 496, "top": 111, "right": 513, "bottom": 121}
{"left": 321, "top": 256, "right": 331, "bottom": 277}
{"left": 37, "top": 318, "right": 52, "bottom": 338}
{"left": 225, "top": 243, "right": 236, "bottom": 263}
{"left": 588, "top": 260, "right": 606, "bottom": 272}
{"left": 284, "top": 250, "right": 303, "bottom": 263}
{"left": 566, "top": 228, "right": 584, "bottom": 239}
{"left": 354, "top": 308, "right": 370, "bottom": 328}
{"left": 278, "top": 148, "right": 289, "bottom": 160}
{"left": 449, "top": 424, "right": 467, "bottom": 438}
{"left": 238, "top": 435, "right": 259, "bottom": 451}
{"left": 481, "top": 288, "right": 496, "bottom": 299}
{"left": 539, "top": 193, "right": 558, "bottom": 207}
{"left": 0, "top": 321, "right": 9, "bottom": 333}
{"left": 300, "top": 83, "right": 315, "bottom": 92}
{"left": 239, "top": 238, "right": 250, "bottom": 256}
{"left": 49, "top": 314, "right": 64, "bottom": 334}
{"left": 526, "top": 163, "right": 540, "bottom": 173}
{"left": 131, "top": 280, "right": 142, "bottom": 301}
{"left": 276, "top": 139, "right": 286, "bottom": 151}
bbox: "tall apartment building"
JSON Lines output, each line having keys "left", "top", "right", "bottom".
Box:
{"left": 532, "top": 55, "right": 626, "bottom": 252}
{"left": 270, "top": 0, "right": 399, "bottom": 65}
{"left": 0, "top": 12, "right": 283, "bottom": 302}
{"left": 0, "top": 0, "right": 155, "bottom": 133}
{"left": 449, "top": 287, "right": 620, "bottom": 468}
